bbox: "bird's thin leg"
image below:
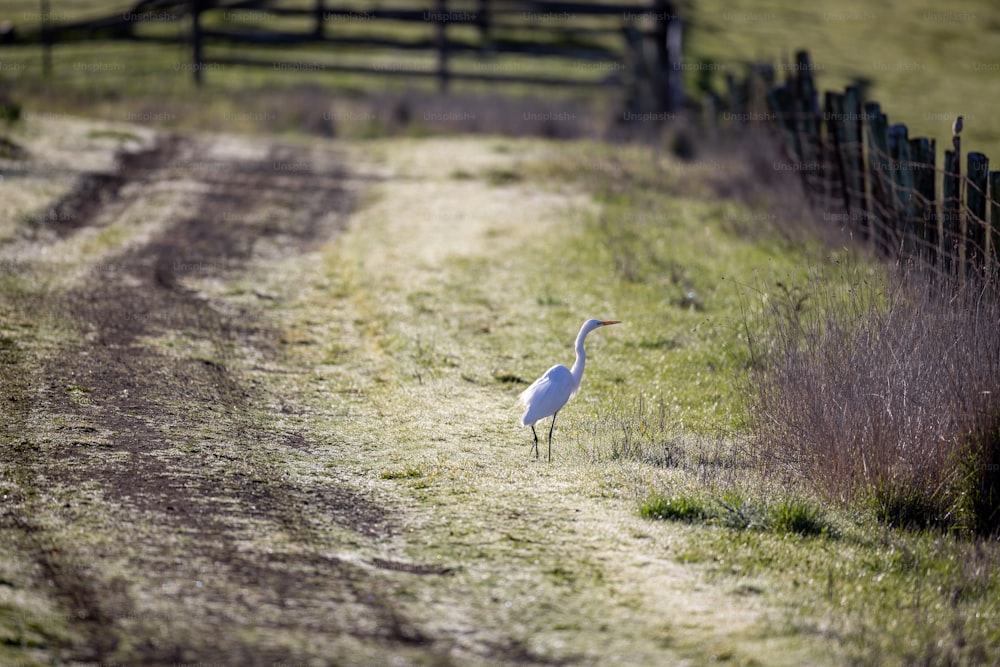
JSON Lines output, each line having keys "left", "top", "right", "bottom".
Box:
{"left": 547, "top": 412, "right": 558, "bottom": 462}
{"left": 530, "top": 425, "right": 539, "bottom": 459}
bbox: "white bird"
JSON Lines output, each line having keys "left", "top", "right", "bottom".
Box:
{"left": 518, "top": 319, "right": 620, "bottom": 461}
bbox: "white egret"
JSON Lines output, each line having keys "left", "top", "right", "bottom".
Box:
{"left": 518, "top": 319, "right": 620, "bottom": 461}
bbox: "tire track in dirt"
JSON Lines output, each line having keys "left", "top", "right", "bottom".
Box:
{"left": 1, "top": 134, "right": 448, "bottom": 663}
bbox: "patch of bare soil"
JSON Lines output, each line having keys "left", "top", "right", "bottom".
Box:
{"left": 0, "top": 133, "right": 460, "bottom": 664}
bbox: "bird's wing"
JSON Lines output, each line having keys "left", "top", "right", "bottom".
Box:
{"left": 518, "top": 364, "right": 569, "bottom": 404}
{"left": 518, "top": 365, "right": 575, "bottom": 426}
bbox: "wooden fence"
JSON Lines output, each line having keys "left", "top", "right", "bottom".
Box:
{"left": 722, "top": 50, "right": 1000, "bottom": 283}
{"left": 4, "top": 0, "right": 683, "bottom": 111}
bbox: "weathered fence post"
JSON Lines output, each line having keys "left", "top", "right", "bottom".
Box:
{"left": 990, "top": 171, "right": 1000, "bottom": 271}
{"left": 967, "top": 152, "right": 989, "bottom": 274}
{"left": 748, "top": 63, "right": 774, "bottom": 117}
{"left": 865, "top": 102, "right": 892, "bottom": 256}
{"left": 942, "top": 144, "right": 962, "bottom": 276}
{"left": 909, "top": 137, "right": 937, "bottom": 266}
{"left": 766, "top": 84, "right": 798, "bottom": 159}
{"left": 664, "top": 10, "right": 684, "bottom": 113}
{"left": 843, "top": 85, "right": 868, "bottom": 240}
{"left": 888, "top": 124, "right": 916, "bottom": 258}
{"left": 191, "top": 0, "right": 204, "bottom": 86}
{"left": 315, "top": 0, "right": 326, "bottom": 39}
{"left": 476, "top": 0, "right": 490, "bottom": 54}
{"left": 436, "top": 0, "right": 449, "bottom": 93}
{"left": 793, "top": 51, "right": 822, "bottom": 196}
{"left": 727, "top": 73, "right": 744, "bottom": 119}
{"left": 40, "top": 0, "right": 51, "bottom": 77}
{"left": 824, "top": 91, "right": 851, "bottom": 217}
{"left": 652, "top": 0, "right": 682, "bottom": 113}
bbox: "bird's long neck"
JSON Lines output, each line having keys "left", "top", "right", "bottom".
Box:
{"left": 569, "top": 327, "right": 589, "bottom": 384}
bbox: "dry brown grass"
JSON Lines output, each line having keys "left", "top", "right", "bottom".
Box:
{"left": 746, "top": 263, "right": 1000, "bottom": 533}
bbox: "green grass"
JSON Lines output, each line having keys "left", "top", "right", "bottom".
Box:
{"left": 687, "top": 0, "right": 1000, "bottom": 161}
{"left": 769, "top": 497, "right": 831, "bottom": 536}
{"left": 674, "top": 513, "right": 1000, "bottom": 665}
{"left": 380, "top": 467, "right": 425, "bottom": 480}
{"left": 640, "top": 491, "right": 835, "bottom": 536}
{"left": 516, "top": 140, "right": 834, "bottom": 432}
{"left": 640, "top": 492, "right": 711, "bottom": 522}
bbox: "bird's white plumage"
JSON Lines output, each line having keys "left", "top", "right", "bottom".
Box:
{"left": 517, "top": 318, "right": 620, "bottom": 461}
{"left": 518, "top": 364, "right": 577, "bottom": 427}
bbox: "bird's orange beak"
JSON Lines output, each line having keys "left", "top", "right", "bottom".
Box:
{"left": 601, "top": 320, "right": 621, "bottom": 326}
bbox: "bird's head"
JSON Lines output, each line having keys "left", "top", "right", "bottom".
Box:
{"left": 583, "top": 319, "right": 621, "bottom": 334}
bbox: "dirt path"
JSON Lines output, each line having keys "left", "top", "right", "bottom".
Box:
{"left": 0, "top": 129, "right": 463, "bottom": 664}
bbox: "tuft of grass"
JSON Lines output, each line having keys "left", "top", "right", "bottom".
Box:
{"left": 484, "top": 167, "right": 523, "bottom": 186}
{"left": 866, "top": 482, "right": 951, "bottom": 532}
{"left": 715, "top": 490, "right": 762, "bottom": 530}
{"left": 86, "top": 129, "right": 142, "bottom": 143}
{"left": 640, "top": 492, "right": 710, "bottom": 522}
{"left": 768, "top": 497, "right": 832, "bottom": 537}
{"left": 641, "top": 490, "right": 834, "bottom": 537}
{"left": 380, "top": 467, "right": 424, "bottom": 480}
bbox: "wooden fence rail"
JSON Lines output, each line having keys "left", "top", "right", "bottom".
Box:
{"left": 3, "top": 0, "right": 683, "bottom": 110}
{"left": 724, "top": 50, "right": 1000, "bottom": 283}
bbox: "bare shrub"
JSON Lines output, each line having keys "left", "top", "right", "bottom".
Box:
{"left": 746, "top": 265, "right": 1000, "bottom": 533}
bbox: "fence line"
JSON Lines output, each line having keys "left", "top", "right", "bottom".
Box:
{"left": 722, "top": 50, "right": 1000, "bottom": 284}
{"left": 3, "top": 0, "right": 683, "bottom": 110}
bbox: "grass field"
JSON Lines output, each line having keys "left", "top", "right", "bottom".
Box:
{"left": 686, "top": 0, "right": 1000, "bottom": 159}
{"left": 2, "top": 112, "right": 998, "bottom": 664}
{"left": 2, "top": 1, "right": 1000, "bottom": 665}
